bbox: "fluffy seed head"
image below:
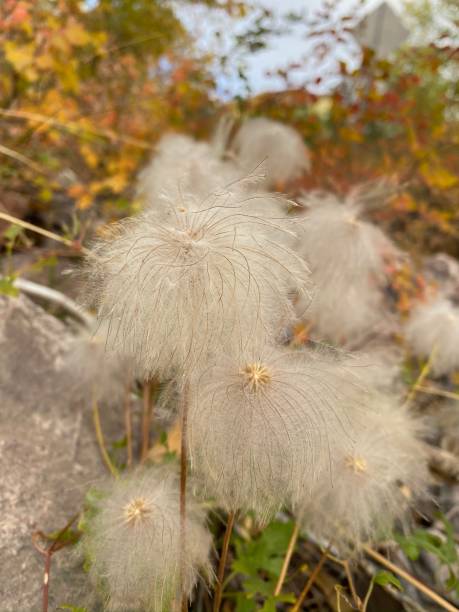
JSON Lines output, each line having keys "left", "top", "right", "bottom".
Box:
{"left": 295, "top": 399, "right": 427, "bottom": 552}
{"left": 405, "top": 297, "right": 459, "bottom": 376}
{"left": 84, "top": 193, "right": 311, "bottom": 379}
{"left": 136, "top": 133, "right": 241, "bottom": 215}
{"left": 296, "top": 194, "right": 397, "bottom": 344}
{"left": 232, "top": 118, "right": 310, "bottom": 188}
{"left": 188, "top": 344, "right": 368, "bottom": 522}
{"left": 60, "top": 322, "right": 129, "bottom": 405}
{"left": 82, "top": 467, "right": 212, "bottom": 611}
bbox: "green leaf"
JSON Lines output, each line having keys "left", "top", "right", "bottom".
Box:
{"left": 373, "top": 571, "right": 403, "bottom": 591}
{"left": 0, "top": 276, "right": 19, "bottom": 297}
{"left": 58, "top": 606, "right": 88, "bottom": 612}
{"left": 231, "top": 520, "right": 297, "bottom": 608}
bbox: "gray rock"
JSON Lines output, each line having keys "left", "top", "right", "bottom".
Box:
{"left": 0, "top": 293, "right": 126, "bottom": 611}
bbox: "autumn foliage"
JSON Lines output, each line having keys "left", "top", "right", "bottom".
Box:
{"left": 0, "top": 0, "right": 458, "bottom": 258}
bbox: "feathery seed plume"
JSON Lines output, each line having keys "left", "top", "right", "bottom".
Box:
{"left": 85, "top": 193, "right": 311, "bottom": 379}
{"left": 82, "top": 467, "right": 212, "bottom": 611}
{"left": 187, "top": 344, "right": 367, "bottom": 522}
{"left": 296, "top": 194, "right": 397, "bottom": 344}
{"left": 405, "top": 297, "right": 459, "bottom": 377}
{"left": 232, "top": 118, "right": 310, "bottom": 188}
{"left": 295, "top": 399, "right": 427, "bottom": 552}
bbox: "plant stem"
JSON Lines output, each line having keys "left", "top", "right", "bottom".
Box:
{"left": 342, "top": 559, "right": 361, "bottom": 609}
{"left": 361, "top": 579, "right": 374, "bottom": 612}
{"left": 363, "top": 545, "right": 458, "bottom": 612}
{"left": 290, "top": 546, "right": 329, "bottom": 612}
{"left": 0, "top": 210, "right": 88, "bottom": 253}
{"left": 403, "top": 346, "right": 437, "bottom": 409}
{"left": 180, "top": 381, "right": 190, "bottom": 612}
{"left": 124, "top": 379, "right": 133, "bottom": 468}
{"left": 416, "top": 385, "right": 459, "bottom": 402}
{"left": 274, "top": 522, "right": 300, "bottom": 596}
{"left": 92, "top": 398, "right": 119, "bottom": 478}
{"left": 213, "top": 511, "right": 236, "bottom": 612}
{"left": 141, "top": 380, "right": 153, "bottom": 462}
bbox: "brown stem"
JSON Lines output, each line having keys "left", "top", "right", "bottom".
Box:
{"left": 213, "top": 511, "right": 236, "bottom": 612}
{"left": 124, "top": 378, "right": 133, "bottom": 468}
{"left": 274, "top": 522, "right": 300, "bottom": 596}
{"left": 342, "top": 560, "right": 362, "bottom": 609}
{"left": 32, "top": 514, "right": 79, "bottom": 612}
{"left": 180, "top": 381, "right": 190, "bottom": 612}
{"left": 140, "top": 380, "right": 153, "bottom": 462}
{"left": 364, "top": 545, "right": 458, "bottom": 612}
{"left": 291, "top": 546, "right": 329, "bottom": 612}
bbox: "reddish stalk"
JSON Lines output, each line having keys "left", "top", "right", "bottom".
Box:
{"left": 180, "top": 381, "right": 190, "bottom": 612}
{"left": 32, "top": 514, "right": 79, "bottom": 612}
{"left": 291, "top": 546, "right": 330, "bottom": 612}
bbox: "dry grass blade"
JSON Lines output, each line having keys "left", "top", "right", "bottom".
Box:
{"left": 363, "top": 545, "right": 458, "bottom": 612}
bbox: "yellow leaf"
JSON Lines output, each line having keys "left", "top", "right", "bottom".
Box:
{"left": 420, "top": 163, "right": 458, "bottom": 189}
{"left": 35, "top": 53, "right": 55, "bottom": 71}
{"left": 339, "top": 126, "right": 363, "bottom": 143}
{"left": 80, "top": 144, "right": 98, "bottom": 169}
{"left": 64, "top": 21, "right": 91, "bottom": 47}
{"left": 91, "top": 175, "right": 128, "bottom": 194}
{"left": 4, "top": 41, "right": 35, "bottom": 72}
{"left": 76, "top": 194, "right": 93, "bottom": 210}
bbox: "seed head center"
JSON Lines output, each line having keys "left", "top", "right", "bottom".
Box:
{"left": 345, "top": 455, "right": 367, "bottom": 474}
{"left": 241, "top": 362, "right": 271, "bottom": 392}
{"left": 123, "top": 497, "right": 152, "bottom": 526}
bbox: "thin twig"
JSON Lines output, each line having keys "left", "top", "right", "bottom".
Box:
{"left": 0, "top": 108, "right": 152, "bottom": 149}
{"left": 361, "top": 579, "right": 374, "bottom": 612}
{"left": 213, "top": 511, "right": 236, "bottom": 612}
{"left": 180, "top": 381, "right": 190, "bottom": 612}
{"left": 363, "top": 545, "right": 458, "bottom": 612}
{"left": 0, "top": 143, "right": 49, "bottom": 174}
{"left": 417, "top": 385, "right": 459, "bottom": 402}
{"left": 32, "top": 514, "right": 79, "bottom": 612}
{"left": 92, "top": 398, "right": 119, "bottom": 478}
{"left": 342, "top": 560, "right": 362, "bottom": 609}
{"left": 124, "top": 379, "right": 133, "bottom": 469}
{"left": 0, "top": 211, "right": 89, "bottom": 254}
{"left": 290, "top": 546, "right": 330, "bottom": 612}
{"left": 403, "top": 346, "right": 438, "bottom": 409}
{"left": 274, "top": 522, "right": 300, "bottom": 596}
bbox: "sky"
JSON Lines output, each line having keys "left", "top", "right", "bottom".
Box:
{"left": 174, "top": 0, "right": 408, "bottom": 98}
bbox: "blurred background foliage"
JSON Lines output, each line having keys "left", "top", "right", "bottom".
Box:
{"left": 0, "top": 0, "right": 457, "bottom": 257}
